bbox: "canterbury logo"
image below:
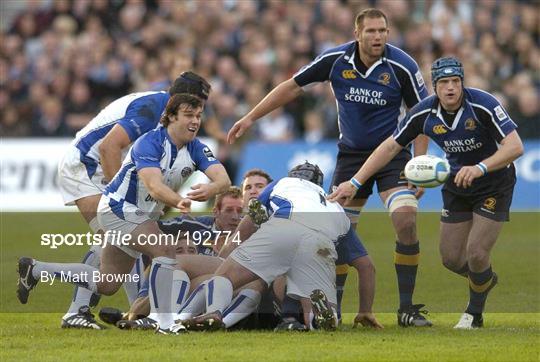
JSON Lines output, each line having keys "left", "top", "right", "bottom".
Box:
{"left": 342, "top": 69, "right": 357, "bottom": 79}
{"left": 432, "top": 125, "right": 447, "bottom": 134}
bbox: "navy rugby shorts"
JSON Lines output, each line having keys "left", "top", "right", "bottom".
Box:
{"left": 441, "top": 165, "right": 516, "bottom": 223}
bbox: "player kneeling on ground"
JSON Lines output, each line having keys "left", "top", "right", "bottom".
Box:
{"left": 329, "top": 57, "right": 523, "bottom": 329}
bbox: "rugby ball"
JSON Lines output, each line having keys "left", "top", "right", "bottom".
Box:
{"left": 404, "top": 155, "right": 450, "bottom": 188}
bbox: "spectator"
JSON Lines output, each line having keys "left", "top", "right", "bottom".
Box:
{"left": 31, "top": 96, "right": 67, "bottom": 137}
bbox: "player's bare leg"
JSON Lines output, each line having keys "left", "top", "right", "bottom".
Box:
{"left": 336, "top": 198, "right": 366, "bottom": 322}
{"left": 380, "top": 186, "right": 431, "bottom": 327}
{"left": 176, "top": 254, "right": 222, "bottom": 280}
{"left": 440, "top": 220, "right": 472, "bottom": 276}
{"left": 455, "top": 214, "right": 501, "bottom": 329}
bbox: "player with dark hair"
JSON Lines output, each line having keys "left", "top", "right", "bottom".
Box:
{"left": 52, "top": 71, "right": 211, "bottom": 329}
{"left": 17, "top": 93, "right": 231, "bottom": 335}
{"left": 241, "top": 169, "right": 273, "bottom": 207}
{"left": 329, "top": 57, "right": 523, "bottom": 329}
{"left": 227, "top": 8, "right": 430, "bottom": 326}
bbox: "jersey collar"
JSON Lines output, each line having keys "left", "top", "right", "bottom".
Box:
{"left": 345, "top": 42, "right": 386, "bottom": 79}
{"left": 433, "top": 98, "right": 465, "bottom": 131}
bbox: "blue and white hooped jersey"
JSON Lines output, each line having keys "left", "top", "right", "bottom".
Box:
{"left": 73, "top": 91, "right": 170, "bottom": 179}
{"left": 104, "top": 127, "right": 220, "bottom": 217}
{"left": 257, "top": 177, "right": 351, "bottom": 242}
{"left": 294, "top": 42, "right": 427, "bottom": 151}
{"left": 393, "top": 88, "right": 518, "bottom": 174}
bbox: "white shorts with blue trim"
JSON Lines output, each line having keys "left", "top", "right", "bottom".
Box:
{"left": 58, "top": 145, "right": 106, "bottom": 206}
{"left": 96, "top": 195, "right": 152, "bottom": 259}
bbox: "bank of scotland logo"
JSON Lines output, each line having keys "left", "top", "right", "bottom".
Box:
{"left": 342, "top": 69, "right": 356, "bottom": 79}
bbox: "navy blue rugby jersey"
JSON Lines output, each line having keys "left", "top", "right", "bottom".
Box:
{"left": 294, "top": 42, "right": 428, "bottom": 151}
{"left": 393, "top": 87, "right": 518, "bottom": 174}
{"left": 159, "top": 215, "right": 219, "bottom": 257}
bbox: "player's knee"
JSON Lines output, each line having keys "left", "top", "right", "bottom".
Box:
{"left": 466, "top": 246, "right": 489, "bottom": 267}
{"left": 392, "top": 212, "right": 417, "bottom": 242}
{"left": 352, "top": 256, "right": 375, "bottom": 276}
{"left": 441, "top": 255, "right": 462, "bottom": 273}
{"left": 96, "top": 281, "right": 121, "bottom": 296}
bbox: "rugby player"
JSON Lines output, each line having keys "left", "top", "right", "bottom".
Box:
{"left": 227, "top": 8, "right": 431, "bottom": 326}
{"left": 329, "top": 57, "right": 523, "bottom": 329}
{"left": 187, "top": 162, "right": 380, "bottom": 331}
{"left": 17, "top": 94, "right": 231, "bottom": 334}
{"left": 56, "top": 71, "right": 211, "bottom": 328}
{"left": 104, "top": 171, "right": 273, "bottom": 330}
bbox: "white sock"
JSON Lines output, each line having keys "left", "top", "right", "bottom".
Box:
{"left": 205, "top": 276, "right": 233, "bottom": 314}
{"left": 123, "top": 256, "right": 144, "bottom": 306}
{"left": 33, "top": 260, "right": 98, "bottom": 293}
{"left": 148, "top": 256, "right": 177, "bottom": 329}
{"left": 222, "top": 289, "right": 261, "bottom": 328}
{"left": 177, "top": 283, "right": 206, "bottom": 320}
{"left": 171, "top": 270, "right": 190, "bottom": 315}
{"left": 64, "top": 246, "right": 102, "bottom": 318}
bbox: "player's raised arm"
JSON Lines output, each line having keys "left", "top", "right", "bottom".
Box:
{"left": 188, "top": 163, "right": 231, "bottom": 202}
{"left": 227, "top": 78, "right": 303, "bottom": 144}
{"left": 327, "top": 136, "right": 403, "bottom": 203}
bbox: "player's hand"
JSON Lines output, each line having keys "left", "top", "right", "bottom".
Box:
{"left": 176, "top": 198, "right": 191, "bottom": 213}
{"left": 227, "top": 117, "right": 254, "bottom": 144}
{"left": 408, "top": 183, "right": 425, "bottom": 200}
{"left": 327, "top": 181, "right": 358, "bottom": 205}
{"left": 352, "top": 312, "right": 383, "bottom": 329}
{"left": 454, "top": 166, "right": 483, "bottom": 189}
{"left": 187, "top": 183, "right": 215, "bottom": 201}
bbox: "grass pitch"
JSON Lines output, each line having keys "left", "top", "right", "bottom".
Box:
{"left": 1, "top": 212, "right": 539, "bottom": 361}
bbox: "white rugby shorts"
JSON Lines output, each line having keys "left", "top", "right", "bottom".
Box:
{"left": 230, "top": 218, "right": 337, "bottom": 304}
{"left": 96, "top": 195, "right": 154, "bottom": 259}
{"left": 57, "top": 145, "right": 106, "bottom": 205}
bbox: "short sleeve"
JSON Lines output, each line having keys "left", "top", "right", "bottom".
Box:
{"left": 393, "top": 107, "right": 428, "bottom": 146}
{"left": 117, "top": 96, "right": 165, "bottom": 141}
{"left": 187, "top": 139, "right": 221, "bottom": 172}
{"left": 257, "top": 180, "right": 278, "bottom": 209}
{"left": 293, "top": 51, "right": 343, "bottom": 87}
{"left": 130, "top": 135, "right": 162, "bottom": 171}
{"left": 474, "top": 93, "right": 518, "bottom": 142}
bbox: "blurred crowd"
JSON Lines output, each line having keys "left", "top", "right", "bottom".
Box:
{"left": 1, "top": 0, "right": 539, "bottom": 146}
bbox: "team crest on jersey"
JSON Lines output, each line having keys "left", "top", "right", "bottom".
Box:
{"left": 483, "top": 197, "right": 496, "bottom": 211}
{"left": 433, "top": 124, "right": 447, "bottom": 135}
{"left": 342, "top": 69, "right": 357, "bottom": 79}
{"left": 464, "top": 118, "right": 476, "bottom": 131}
{"left": 378, "top": 73, "right": 391, "bottom": 85}
{"left": 181, "top": 167, "right": 193, "bottom": 178}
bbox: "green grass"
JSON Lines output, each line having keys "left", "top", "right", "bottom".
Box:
{"left": 1, "top": 212, "right": 539, "bottom": 361}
